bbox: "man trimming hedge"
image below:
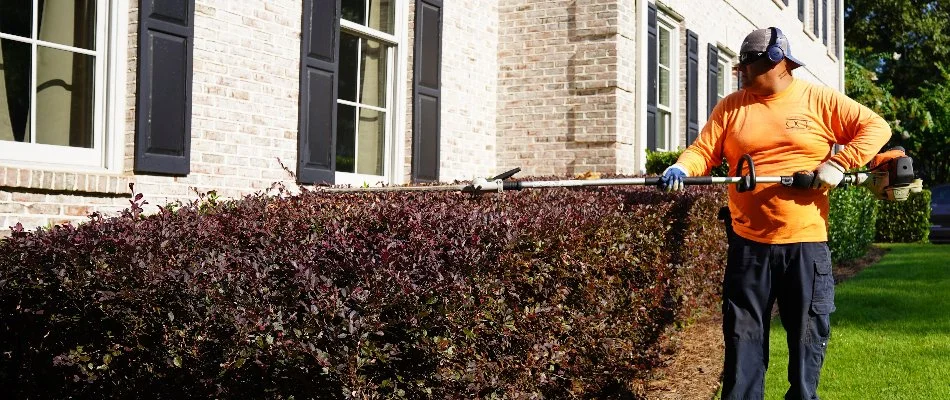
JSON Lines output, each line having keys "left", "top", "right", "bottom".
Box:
{"left": 658, "top": 28, "right": 891, "bottom": 399}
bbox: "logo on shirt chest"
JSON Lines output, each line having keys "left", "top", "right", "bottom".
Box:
{"left": 786, "top": 117, "right": 810, "bottom": 130}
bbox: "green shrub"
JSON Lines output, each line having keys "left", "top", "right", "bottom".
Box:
{"left": 0, "top": 182, "right": 728, "bottom": 398}
{"left": 645, "top": 149, "right": 730, "bottom": 177}
{"left": 876, "top": 189, "right": 931, "bottom": 243}
{"left": 828, "top": 186, "right": 879, "bottom": 262}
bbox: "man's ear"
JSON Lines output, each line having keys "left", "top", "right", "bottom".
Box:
{"left": 778, "top": 59, "right": 793, "bottom": 75}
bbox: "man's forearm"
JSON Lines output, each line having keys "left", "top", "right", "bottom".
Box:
{"left": 830, "top": 116, "right": 892, "bottom": 169}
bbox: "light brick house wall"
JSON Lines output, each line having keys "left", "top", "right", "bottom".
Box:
{"left": 1, "top": 0, "right": 845, "bottom": 232}
{"left": 437, "top": 0, "right": 500, "bottom": 181}
{"left": 497, "top": 0, "right": 624, "bottom": 176}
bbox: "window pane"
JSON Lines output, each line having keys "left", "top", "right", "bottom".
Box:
{"left": 358, "top": 37, "right": 387, "bottom": 108}
{"left": 37, "top": 0, "right": 97, "bottom": 50}
{"left": 656, "top": 111, "right": 669, "bottom": 150}
{"left": 338, "top": 32, "right": 359, "bottom": 102}
{"left": 659, "top": 27, "right": 670, "bottom": 66}
{"left": 342, "top": 0, "right": 366, "bottom": 25}
{"left": 336, "top": 103, "right": 356, "bottom": 173}
{"left": 342, "top": 0, "right": 395, "bottom": 34}
{"left": 0, "top": 2, "right": 33, "bottom": 38}
{"left": 356, "top": 108, "right": 385, "bottom": 175}
{"left": 366, "top": 0, "right": 394, "bottom": 34}
{"left": 0, "top": 38, "right": 33, "bottom": 143}
{"left": 658, "top": 68, "right": 670, "bottom": 107}
{"left": 717, "top": 61, "right": 726, "bottom": 97}
{"left": 35, "top": 45, "right": 95, "bottom": 148}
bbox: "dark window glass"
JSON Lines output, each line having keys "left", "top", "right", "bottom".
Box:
{"left": 338, "top": 32, "right": 359, "bottom": 102}
{"left": 341, "top": 0, "right": 366, "bottom": 25}
{"left": 342, "top": 0, "right": 394, "bottom": 34}
{"left": 0, "top": 39, "right": 32, "bottom": 143}
{"left": 0, "top": 2, "right": 33, "bottom": 37}
{"left": 336, "top": 103, "right": 356, "bottom": 173}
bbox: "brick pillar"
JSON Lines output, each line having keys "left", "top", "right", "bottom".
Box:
{"left": 497, "top": 0, "right": 623, "bottom": 176}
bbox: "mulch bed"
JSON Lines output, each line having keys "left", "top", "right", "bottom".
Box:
{"left": 642, "top": 245, "right": 890, "bottom": 399}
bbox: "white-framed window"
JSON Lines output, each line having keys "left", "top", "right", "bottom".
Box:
{"left": 0, "top": 0, "right": 121, "bottom": 171}
{"left": 717, "top": 54, "right": 731, "bottom": 104}
{"left": 336, "top": 0, "right": 400, "bottom": 186}
{"left": 655, "top": 15, "right": 678, "bottom": 151}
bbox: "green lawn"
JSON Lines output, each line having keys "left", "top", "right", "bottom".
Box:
{"left": 764, "top": 243, "right": 950, "bottom": 399}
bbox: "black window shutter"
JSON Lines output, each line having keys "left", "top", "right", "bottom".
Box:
{"left": 646, "top": 3, "right": 658, "bottom": 152}
{"left": 685, "top": 30, "right": 699, "bottom": 145}
{"left": 412, "top": 0, "right": 443, "bottom": 183}
{"left": 707, "top": 44, "right": 719, "bottom": 117}
{"left": 813, "top": 0, "right": 820, "bottom": 36}
{"left": 798, "top": 0, "right": 805, "bottom": 22}
{"left": 297, "top": 0, "right": 338, "bottom": 184}
{"left": 135, "top": 0, "right": 195, "bottom": 175}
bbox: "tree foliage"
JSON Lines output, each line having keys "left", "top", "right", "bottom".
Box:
{"left": 845, "top": 0, "right": 950, "bottom": 184}
{"left": 845, "top": 0, "right": 949, "bottom": 97}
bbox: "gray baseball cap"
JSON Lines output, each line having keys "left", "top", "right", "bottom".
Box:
{"left": 739, "top": 27, "right": 805, "bottom": 69}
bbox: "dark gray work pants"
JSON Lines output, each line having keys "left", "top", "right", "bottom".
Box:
{"left": 720, "top": 233, "right": 835, "bottom": 400}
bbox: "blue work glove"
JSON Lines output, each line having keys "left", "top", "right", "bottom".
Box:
{"left": 658, "top": 164, "right": 688, "bottom": 192}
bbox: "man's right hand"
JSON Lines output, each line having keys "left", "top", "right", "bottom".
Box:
{"left": 658, "top": 164, "right": 688, "bottom": 192}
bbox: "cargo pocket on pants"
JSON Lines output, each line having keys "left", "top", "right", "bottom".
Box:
{"left": 811, "top": 259, "right": 836, "bottom": 314}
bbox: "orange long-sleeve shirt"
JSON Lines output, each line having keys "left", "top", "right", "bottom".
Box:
{"left": 677, "top": 78, "right": 891, "bottom": 244}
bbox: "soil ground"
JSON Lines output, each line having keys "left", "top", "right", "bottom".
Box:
{"left": 642, "top": 246, "right": 889, "bottom": 399}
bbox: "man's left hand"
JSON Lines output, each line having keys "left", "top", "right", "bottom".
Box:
{"left": 812, "top": 160, "right": 845, "bottom": 189}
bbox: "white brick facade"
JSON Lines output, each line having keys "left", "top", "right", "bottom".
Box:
{"left": 1, "top": 0, "right": 845, "bottom": 232}
{"left": 438, "top": 0, "right": 500, "bottom": 180}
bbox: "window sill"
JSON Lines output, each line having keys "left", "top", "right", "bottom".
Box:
{"left": 1, "top": 166, "right": 131, "bottom": 195}
{"left": 826, "top": 47, "right": 839, "bottom": 62}
{"left": 772, "top": 0, "right": 786, "bottom": 9}
{"left": 803, "top": 27, "right": 817, "bottom": 41}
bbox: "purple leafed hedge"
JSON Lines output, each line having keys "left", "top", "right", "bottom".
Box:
{"left": 0, "top": 182, "right": 727, "bottom": 399}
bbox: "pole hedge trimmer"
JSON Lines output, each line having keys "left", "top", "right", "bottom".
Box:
{"left": 321, "top": 150, "right": 922, "bottom": 201}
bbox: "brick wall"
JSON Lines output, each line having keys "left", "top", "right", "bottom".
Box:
{"left": 438, "top": 0, "right": 500, "bottom": 181}
{"left": 0, "top": 168, "right": 131, "bottom": 230}
{"left": 127, "top": 0, "right": 303, "bottom": 197}
{"left": 496, "top": 0, "right": 624, "bottom": 176}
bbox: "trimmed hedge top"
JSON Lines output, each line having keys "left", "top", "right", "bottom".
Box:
{"left": 0, "top": 183, "right": 728, "bottom": 398}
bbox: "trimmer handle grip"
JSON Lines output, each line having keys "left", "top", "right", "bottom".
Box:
{"left": 787, "top": 171, "right": 860, "bottom": 189}
{"left": 790, "top": 171, "right": 816, "bottom": 189}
